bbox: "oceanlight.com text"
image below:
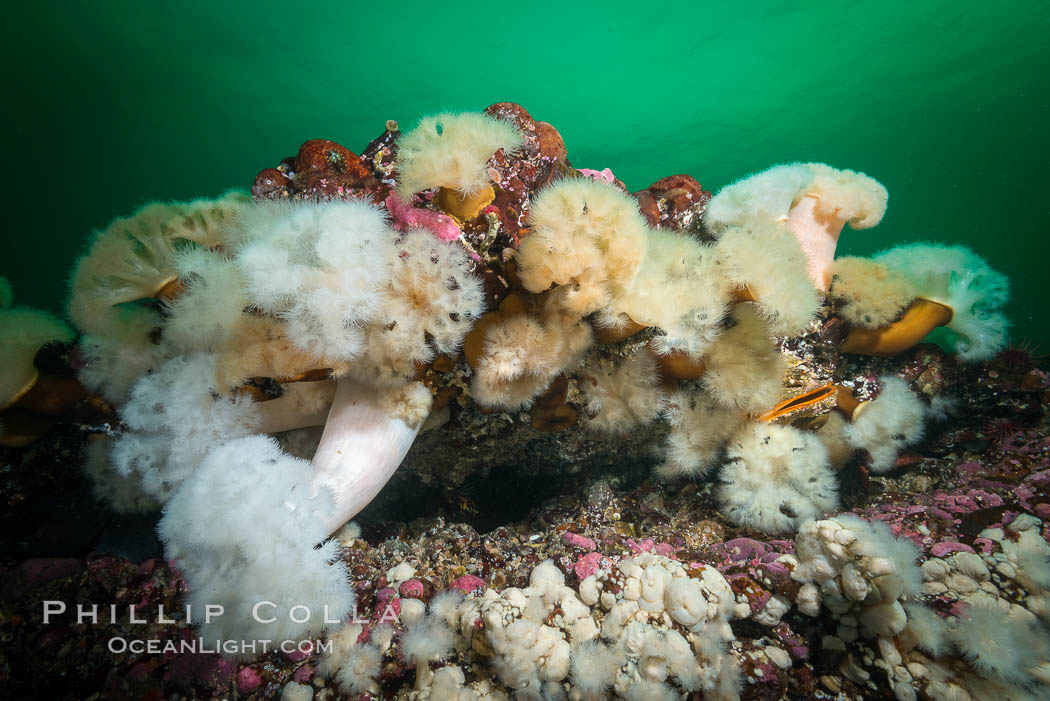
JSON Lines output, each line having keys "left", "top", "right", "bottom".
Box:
{"left": 106, "top": 637, "right": 332, "bottom": 656}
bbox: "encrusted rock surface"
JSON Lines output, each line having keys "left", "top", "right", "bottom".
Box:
{"left": 1, "top": 341, "right": 1048, "bottom": 698}
{"left": 228, "top": 103, "right": 988, "bottom": 502}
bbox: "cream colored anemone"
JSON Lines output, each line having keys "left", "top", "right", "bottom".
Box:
{"left": 68, "top": 191, "right": 249, "bottom": 340}
{"left": 394, "top": 112, "right": 522, "bottom": 220}
{"left": 0, "top": 305, "right": 77, "bottom": 447}
{"left": 0, "top": 307, "right": 74, "bottom": 412}
{"left": 784, "top": 164, "right": 888, "bottom": 290}
{"left": 517, "top": 177, "right": 648, "bottom": 318}
{"left": 843, "top": 243, "right": 1010, "bottom": 361}
{"left": 706, "top": 163, "right": 888, "bottom": 291}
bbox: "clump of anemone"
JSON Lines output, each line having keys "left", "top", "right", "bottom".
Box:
{"left": 68, "top": 191, "right": 250, "bottom": 402}
{"left": 347, "top": 227, "right": 485, "bottom": 391}
{"left": 211, "top": 198, "right": 484, "bottom": 524}
{"left": 844, "top": 375, "right": 928, "bottom": 473}
{"left": 712, "top": 219, "right": 819, "bottom": 336}
{"left": 570, "top": 639, "right": 625, "bottom": 701}
{"left": 901, "top": 602, "right": 951, "bottom": 658}
{"left": 158, "top": 435, "right": 354, "bottom": 659}
{"left": 335, "top": 642, "right": 384, "bottom": 695}
{"left": 578, "top": 347, "right": 666, "bottom": 433}
{"left": 76, "top": 193, "right": 491, "bottom": 655}
{"left": 0, "top": 291, "right": 79, "bottom": 446}
{"left": 517, "top": 177, "right": 648, "bottom": 318}
{"left": 826, "top": 255, "right": 917, "bottom": 329}
{"left": 108, "top": 353, "right": 262, "bottom": 501}
{"left": 161, "top": 246, "right": 250, "bottom": 355}
{"left": 69, "top": 191, "right": 249, "bottom": 338}
{"left": 52, "top": 107, "right": 1025, "bottom": 676}
{"left": 704, "top": 163, "right": 814, "bottom": 231}
{"left": 705, "top": 162, "right": 888, "bottom": 290}
{"left": 318, "top": 623, "right": 384, "bottom": 696}
{"left": 139, "top": 362, "right": 424, "bottom": 652}
{"left": 234, "top": 199, "right": 393, "bottom": 365}
{"left": 718, "top": 422, "right": 838, "bottom": 534}
{"left": 825, "top": 513, "right": 924, "bottom": 601}
{"left": 466, "top": 292, "right": 592, "bottom": 410}
{"left": 402, "top": 614, "right": 456, "bottom": 690}
{"left": 605, "top": 226, "right": 730, "bottom": 358}
{"left": 949, "top": 599, "right": 1047, "bottom": 689}
{"left": 699, "top": 305, "right": 784, "bottom": 412}
{"left": 657, "top": 392, "right": 746, "bottom": 480}
{"left": 395, "top": 111, "right": 522, "bottom": 219}
{"left": 234, "top": 199, "right": 484, "bottom": 396}
{"left": 843, "top": 242, "right": 1009, "bottom": 360}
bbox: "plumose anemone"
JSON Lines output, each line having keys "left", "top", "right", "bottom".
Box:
{"left": 11, "top": 101, "right": 1018, "bottom": 693}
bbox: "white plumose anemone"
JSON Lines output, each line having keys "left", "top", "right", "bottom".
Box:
{"left": 718, "top": 422, "right": 839, "bottom": 534}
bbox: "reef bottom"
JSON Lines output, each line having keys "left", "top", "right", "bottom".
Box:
{"left": 0, "top": 343, "right": 1048, "bottom": 700}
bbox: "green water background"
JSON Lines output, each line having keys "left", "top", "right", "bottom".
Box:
{"left": 5, "top": 1, "right": 1048, "bottom": 352}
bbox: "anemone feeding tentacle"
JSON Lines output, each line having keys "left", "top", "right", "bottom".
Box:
{"left": 825, "top": 256, "right": 917, "bottom": 328}
{"left": 309, "top": 378, "right": 429, "bottom": 534}
{"left": 592, "top": 315, "right": 648, "bottom": 344}
{"left": 843, "top": 376, "right": 928, "bottom": 473}
{"left": 394, "top": 112, "right": 523, "bottom": 203}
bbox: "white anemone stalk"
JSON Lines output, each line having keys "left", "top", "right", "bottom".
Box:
{"left": 309, "top": 378, "right": 425, "bottom": 533}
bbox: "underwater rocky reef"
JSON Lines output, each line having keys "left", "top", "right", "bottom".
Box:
{"left": 0, "top": 102, "right": 1047, "bottom": 700}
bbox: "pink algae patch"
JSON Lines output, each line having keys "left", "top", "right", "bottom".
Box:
{"left": 452, "top": 574, "right": 486, "bottom": 595}
{"left": 653, "top": 542, "right": 676, "bottom": 558}
{"left": 626, "top": 538, "right": 656, "bottom": 555}
{"left": 574, "top": 552, "right": 603, "bottom": 580}
{"left": 929, "top": 542, "right": 975, "bottom": 557}
{"left": 384, "top": 192, "right": 461, "bottom": 242}
{"left": 561, "top": 531, "right": 596, "bottom": 551}
{"left": 236, "top": 666, "right": 262, "bottom": 692}
{"left": 577, "top": 167, "right": 616, "bottom": 183}
{"left": 973, "top": 537, "right": 996, "bottom": 554}
{"left": 399, "top": 579, "right": 425, "bottom": 598}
